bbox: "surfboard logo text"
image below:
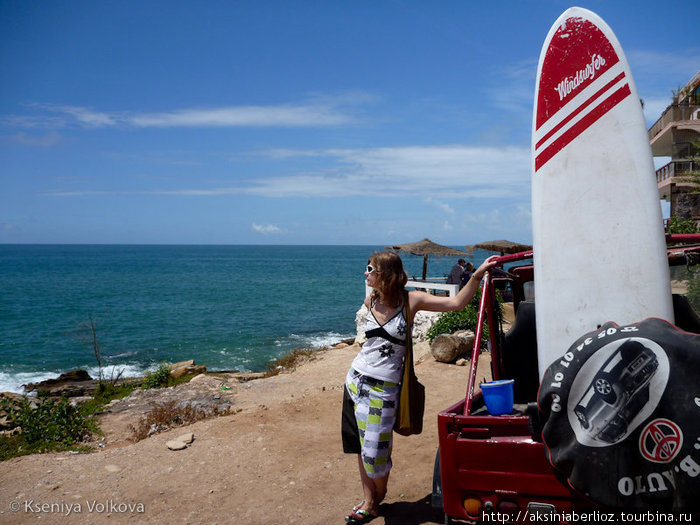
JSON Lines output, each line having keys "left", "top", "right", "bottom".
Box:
{"left": 554, "top": 54, "right": 607, "bottom": 101}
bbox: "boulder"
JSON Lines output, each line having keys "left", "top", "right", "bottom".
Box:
{"left": 24, "top": 370, "right": 97, "bottom": 397}
{"left": 168, "top": 361, "right": 206, "bottom": 379}
{"left": 430, "top": 331, "right": 475, "bottom": 363}
{"left": 354, "top": 305, "right": 369, "bottom": 345}
{"left": 166, "top": 440, "right": 188, "bottom": 451}
{"left": 413, "top": 311, "right": 441, "bottom": 341}
{"left": 166, "top": 432, "right": 195, "bottom": 450}
{"left": 168, "top": 360, "right": 194, "bottom": 370}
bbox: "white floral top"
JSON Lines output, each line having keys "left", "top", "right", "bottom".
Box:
{"left": 351, "top": 302, "right": 408, "bottom": 383}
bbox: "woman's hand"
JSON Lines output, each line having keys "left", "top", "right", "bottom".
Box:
{"left": 410, "top": 255, "right": 501, "bottom": 315}
{"left": 471, "top": 255, "right": 499, "bottom": 281}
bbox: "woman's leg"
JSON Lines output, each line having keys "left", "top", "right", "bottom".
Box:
{"left": 356, "top": 455, "right": 389, "bottom": 513}
{"left": 344, "top": 370, "right": 398, "bottom": 520}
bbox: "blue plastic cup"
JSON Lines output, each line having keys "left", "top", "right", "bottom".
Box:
{"left": 480, "top": 379, "right": 514, "bottom": 415}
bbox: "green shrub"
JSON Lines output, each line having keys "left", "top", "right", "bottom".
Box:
{"left": 4, "top": 397, "right": 90, "bottom": 445}
{"left": 142, "top": 363, "right": 171, "bottom": 389}
{"left": 0, "top": 381, "right": 140, "bottom": 461}
{"left": 687, "top": 269, "right": 700, "bottom": 313}
{"left": 667, "top": 216, "right": 700, "bottom": 234}
{"left": 427, "top": 307, "right": 481, "bottom": 343}
{"left": 426, "top": 286, "right": 503, "bottom": 344}
{"left": 0, "top": 396, "right": 94, "bottom": 460}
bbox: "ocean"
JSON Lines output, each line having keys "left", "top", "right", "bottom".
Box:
{"left": 0, "top": 244, "right": 491, "bottom": 394}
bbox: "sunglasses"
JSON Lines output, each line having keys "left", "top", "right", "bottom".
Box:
{"left": 366, "top": 264, "right": 378, "bottom": 274}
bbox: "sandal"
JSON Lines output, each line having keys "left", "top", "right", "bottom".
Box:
{"left": 345, "top": 508, "right": 377, "bottom": 524}
{"left": 353, "top": 501, "right": 365, "bottom": 512}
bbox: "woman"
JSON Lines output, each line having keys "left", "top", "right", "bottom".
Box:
{"left": 342, "top": 251, "right": 498, "bottom": 523}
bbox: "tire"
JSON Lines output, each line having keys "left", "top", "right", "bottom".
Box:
{"left": 431, "top": 448, "right": 453, "bottom": 524}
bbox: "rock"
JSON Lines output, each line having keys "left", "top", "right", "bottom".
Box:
{"left": 232, "top": 372, "right": 266, "bottom": 382}
{"left": 170, "top": 364, "right": 206, "bottom": 379}
{"left": 166, "top": 440, "right": 188, "bottom": 451}
{"left": 354, "top": 305, "right": 369, "bottom": 345}
{"left": 455, "top": 358, "right": 469, "bottom": 366}
{"left": 430, "top": 332, "right": 475, "bottom": 363}
{"left": 167, "top": 432, "right": 195, "bottom": 450}
{"left": 0, "top": 392, "right": 26, "bottom": 429}
{"left": 168, "top": 360, "right": 195, "bottom": 370}
{"left": 176, "top": 432, "right": 194, "bottom": 444}
{"left": 412, "top": 311, "right": 441, "bottom": 341}
{"left": 24, "top": 370, "right": 98, "bottom": 397}
{"left": 69, "top": 396, "right": 94, "bottom": 407}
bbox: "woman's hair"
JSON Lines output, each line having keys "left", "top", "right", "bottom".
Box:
{"left": 368, "top": 251, "right": 408, "bottom": 306}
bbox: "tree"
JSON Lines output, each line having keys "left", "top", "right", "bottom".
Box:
{"left": 75, "top": 314, "right": 124, "bottom": 389}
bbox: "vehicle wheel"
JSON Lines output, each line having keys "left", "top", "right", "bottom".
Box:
{"left": 432, "top": 449, "right": 458, "bottom": 524}
{"left": 431, "top": 448, "right": 443, "bottom": 511}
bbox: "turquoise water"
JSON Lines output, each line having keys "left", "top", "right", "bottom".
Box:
{"left": 0, "top": 244, "right": 490, "bottom": 393}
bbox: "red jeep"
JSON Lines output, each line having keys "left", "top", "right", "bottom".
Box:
{"left": 431, "top": 234, "right": 700, "bottom": 524}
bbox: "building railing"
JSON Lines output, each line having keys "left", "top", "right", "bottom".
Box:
{"left": 365, "top": 278, "right": 459, "bottom": 297}
{"left": 656, "top": 160, "right": 700, "bottom": 184}
{"left": 648, "top": 103, "right": 700, "bottom": 141}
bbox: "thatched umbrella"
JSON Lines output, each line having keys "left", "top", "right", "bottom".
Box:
{"left": 385, "top": 238, "right": 470, "bottom": 280}
{"left": 465, "top": 239, "right": 532, "bottom": 256}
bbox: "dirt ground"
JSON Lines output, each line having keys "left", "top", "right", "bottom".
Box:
{"left": 0, "top": 342, "right": 493, "bottom": 525}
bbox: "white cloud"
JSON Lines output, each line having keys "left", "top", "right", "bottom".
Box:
{"left": 45, "top": 144, "right": 532, "bottom": 202}
{"left": 54, "top": 105, "right": 116, "bottom": 127}
{"left": 489, "top": 58, "right": 538, "bottom": 114}
{"left": 247, "top": 145, "right": 531, "bottom": 199}
{"left": 11, "top": 131, "right": 65, "bottom": 147}
{"left": 252, "top": 223, "right": 284, "bottom": 235}
{"left": 4, "top": 100, "right": 358, "bottom": 129}
{"left": 643, "top": 97, "right": 671, "bottom": 126}
{"left": 425, "top": 197, "right": 455, "bottom": 215}
{"left": 626, "top": 49, "right": 700, "bottom": 84}
{"left": 128, "top": 105, "right": 353, "bottom": 128}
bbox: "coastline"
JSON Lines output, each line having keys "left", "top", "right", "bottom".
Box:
{"left": 0, "top": 338, "right": 492, "bottom": 524}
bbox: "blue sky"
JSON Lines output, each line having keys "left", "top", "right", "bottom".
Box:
{"left": 1, "top": 1, "right": 698, "bottom": 245}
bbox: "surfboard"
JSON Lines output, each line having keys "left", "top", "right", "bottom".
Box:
{"left": 531, "top": 7, "right": 673, "bottom": 380}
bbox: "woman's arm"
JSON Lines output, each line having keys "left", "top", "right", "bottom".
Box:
{"left": 409, "top": 255, "right": 499, "bottom": 315}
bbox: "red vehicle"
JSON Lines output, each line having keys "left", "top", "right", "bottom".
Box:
{"left": 431, "top": 234, "right": 700, "bottom": 524}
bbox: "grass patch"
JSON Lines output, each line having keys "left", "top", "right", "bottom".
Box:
{"left": 264, "top": 348, "right": 316, "bottom": 377}
{"left": 128, "top": 400, "right": 229, "bottom": 442}
{"left": 79, "top": 382, "right": 136, "bottom": 418}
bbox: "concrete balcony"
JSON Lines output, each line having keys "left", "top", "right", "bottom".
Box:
{"left": 648, "top": 103, "right": 700, "bottom": 157}
{"left": 656, "top": 160, "right": 699, "bottom": 199}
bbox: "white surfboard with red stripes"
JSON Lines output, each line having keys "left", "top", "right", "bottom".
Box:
{"left": 532, "top": 7, "right": 673, "bottom": 379}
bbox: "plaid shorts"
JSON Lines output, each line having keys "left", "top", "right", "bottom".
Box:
{"left": 342, "top": 368, "right": 400, "bottom": 479}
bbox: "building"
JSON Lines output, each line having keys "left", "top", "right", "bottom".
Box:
{"left": 648, "top": 70, "right": 700, "bottom": 224}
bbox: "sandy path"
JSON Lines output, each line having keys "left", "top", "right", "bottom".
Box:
{"left": 0, "top": 343, "right": 491, "bottom": 524}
